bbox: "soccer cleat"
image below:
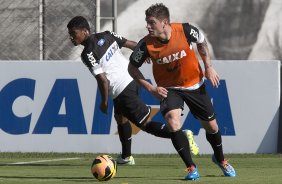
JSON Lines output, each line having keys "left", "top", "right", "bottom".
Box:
{"left": 116, "top": 155, "right": 135, "bottom": 165}
{"left": 212, "top": 155, "right": 236, "bottom": 177}
{"left": 184, "top": 165, "right": 200, "bottom": 180}
{"left": 183, "top": 129, "right": 199, "bottom": 156}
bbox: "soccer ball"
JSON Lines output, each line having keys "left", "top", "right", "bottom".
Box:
{"left": 91, "top": 155, "right": 117, "bottom": 181}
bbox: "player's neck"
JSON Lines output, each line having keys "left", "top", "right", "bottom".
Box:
{"left": 158, "top": 26, "right": 171, "bottom": 42}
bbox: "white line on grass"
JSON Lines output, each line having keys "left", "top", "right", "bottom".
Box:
{"left": 6, "top": 157, "right": 81, "bottom": 165}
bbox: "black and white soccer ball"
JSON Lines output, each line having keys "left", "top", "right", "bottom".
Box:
{"left": 91, "top": 155, "right": 117, "bottom": 181}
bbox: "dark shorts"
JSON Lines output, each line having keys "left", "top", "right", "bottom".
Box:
{"left": 160, "top": 84, "right": 216, "bottom": 121}
{"left": 113, "top": 80, "right": 150, "bottom": 125}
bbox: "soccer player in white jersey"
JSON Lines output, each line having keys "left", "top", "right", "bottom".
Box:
{"left": 67, "top": 16, "right": 199, "bottom": 165}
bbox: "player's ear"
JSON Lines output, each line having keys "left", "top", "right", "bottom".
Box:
{"left": 163, "top": 18, "right": 169, "bottom": 26}
{"left": 162, "top": 18, "right": 169, "bottom": 28}
{"left": 83, "top": 28, "right": 89, "bottom": 35}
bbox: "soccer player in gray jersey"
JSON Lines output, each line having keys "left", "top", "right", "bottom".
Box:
{"left": 67, "top": 16, "right": 199, "bottom": 164}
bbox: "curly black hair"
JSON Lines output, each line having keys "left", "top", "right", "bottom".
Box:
{"left": 67, "top": 16, "right": 90, "bottom": 31}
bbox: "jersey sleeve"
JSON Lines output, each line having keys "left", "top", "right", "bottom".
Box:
{"left": 108, "top": 31, "right": 127, "bottom": 48}
{"left": 129, "top": 38, "right": 149, "bottom": 68}
{"left": 183, "top": 23, "right": 205, "bottom": 44}
{"left": 81, "top": 51, "right": 103, "bottom": 76}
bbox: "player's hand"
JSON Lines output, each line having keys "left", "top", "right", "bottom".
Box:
{"left": 100, "top": 102, "right": 108, "bottom": 114}
{"left": 151, "top": 86, "right": 168, "bottom": 101}
{"left": 205, "top": 67, "right": 220, "bottom": 88}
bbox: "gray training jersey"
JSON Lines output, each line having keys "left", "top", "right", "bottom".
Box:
{"left": 81, "top": 31, "right": 133, "bottom": 99}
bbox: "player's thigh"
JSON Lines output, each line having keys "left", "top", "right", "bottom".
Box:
{"left": 122, "top": 96, "right": 150, "bottom": 125}
{"left": 164, "top": 108, "right": 183, "bottom": 131}
{"left": 161, "top": 90, "right": 184, "bottom": 131}
{"left": 160, "top": 89, "right": 184, "bottom": 117}
{"left": 114, "top": 82, "right": 150, "bottom": 125}
{"left": 184, "top": 84, "right": 215, "bottom": 121}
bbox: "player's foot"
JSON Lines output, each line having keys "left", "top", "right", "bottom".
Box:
{"left": 212, "top": 155, "right": 236, "bottom": 177}
{"left": 184, "top": 165, "right": 200, "bottom": 180}
{"left": 183, "top": 129, "right": 199, "bottom": 155}
{"left": 116, "top": 155, "right": 135, "bottom": 165}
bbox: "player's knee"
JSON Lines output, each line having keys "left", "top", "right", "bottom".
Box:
{"left": 166, "top": 119, "right": 181, "bottom": 131}
{"left": 131, "top": 113, "right": 151, "bottom": 130}
{"left": 165, "top": 116, "right": 181, "bottom": 131}
{"left": 200, "top": 119, "right": 218, "bottom": 133}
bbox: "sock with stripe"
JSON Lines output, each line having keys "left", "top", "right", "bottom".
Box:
{"left": 206, "top": 130, "right": 224, "bottom": 162}
{"left": 118, "top": 121, "right": 132, "bottom": 159}
{"left": 171, "top": 130, "right": 194, "bottom": 167}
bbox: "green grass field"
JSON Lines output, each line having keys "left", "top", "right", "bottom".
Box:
{"left": 0, "top": 153, "right": 281, "bottom": 184}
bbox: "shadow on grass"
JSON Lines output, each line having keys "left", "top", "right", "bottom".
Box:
{"left": 200, "top": 174, "right": 225, "bottom": 178}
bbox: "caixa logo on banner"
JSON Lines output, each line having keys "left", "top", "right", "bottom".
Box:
{"left": 0, "top": 78, "right": 235, "bottom": 135}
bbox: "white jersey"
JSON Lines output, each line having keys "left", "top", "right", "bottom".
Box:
{"left": 81, "top": 31, "right": 133, "bottom": 99}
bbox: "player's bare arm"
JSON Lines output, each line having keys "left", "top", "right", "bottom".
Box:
{"left": 95, "top": 73, "right": 109, "bottom": 114}
{"left": 123, "top": 40, "right": 137, "bottom": 51}
{"left": 128, "top": 63, "right": 167, "bottom": 100}
{"left": 197, "top": 39, "right": 220, "bottom": 88}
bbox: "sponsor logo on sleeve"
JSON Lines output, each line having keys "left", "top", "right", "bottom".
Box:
{"left": 133, "top": 49, "right": 144, "bottom": 63}
{"left": 190, "top": 28, "right": 199, "bottom": 40}
{"left": 87, "top": 52, "right": 98, "bottom": 66}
